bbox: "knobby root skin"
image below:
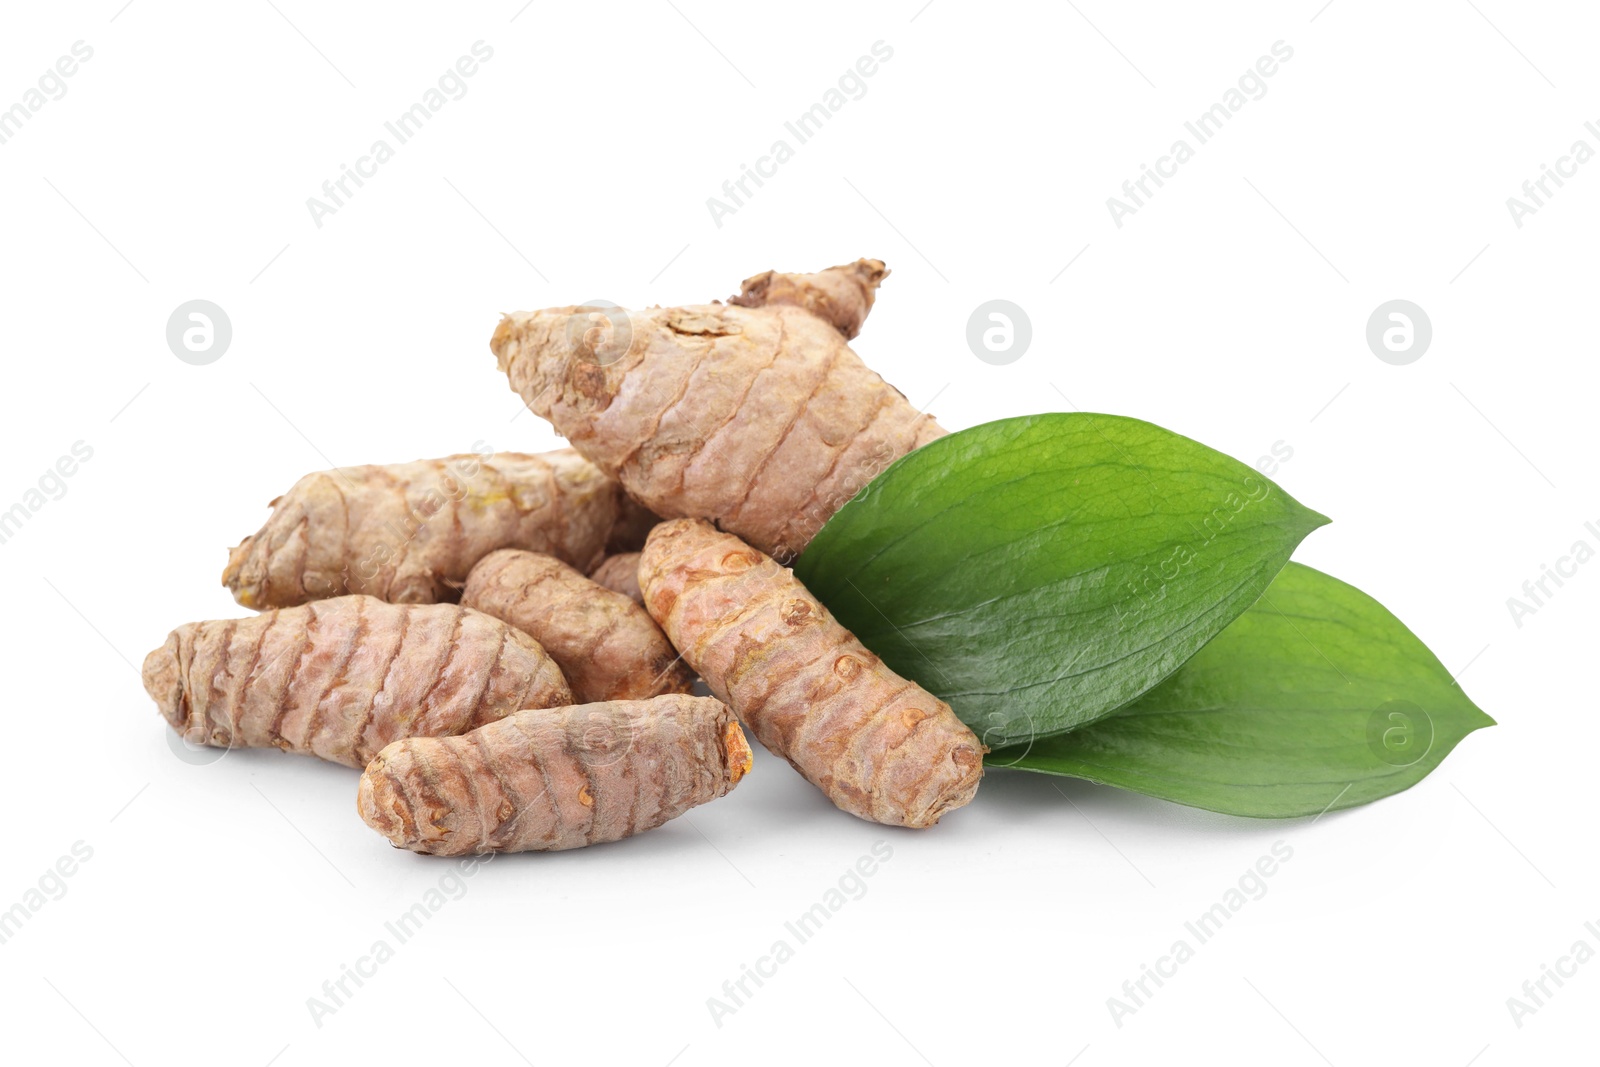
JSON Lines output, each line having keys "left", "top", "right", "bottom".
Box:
{"left": 491, "top": 262, "right": 944, "bottom": 563}
{"left": 223, "top": 449, "right": 637, "bottom": 610}
{"left": 142, "top": 596, "right": 572, "bottom": 769}
{"left": 728, "top": 258, "right": 888, "bottom": 340}
{"left": 589, "top": 552, "right": 644, "bottom": 606}
{"left": 462, "top": 549, "right": 692, "bottom": 703}
{"left": 357, "top": 695, "right": 752, "bottom": 855}
{"left": 639, "top": 519, "right": 983, "bottom": 829}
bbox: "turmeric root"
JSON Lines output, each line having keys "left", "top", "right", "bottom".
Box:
{"left": 357, "top": 695, "right": 752, "bottom": 855}
{"left": 142, "top": 596, "right": 572, "bottom": 769}
{"left": 728, "top": 258, "right": 888, "bottom": 340}
{"left": 223, "top": 449, "right": 637, "bottom": 609}
{"left": 461, "top": 549, "right": 691, "bottom": 702}
{"left": 639, "top": 519, "right": 982, "bottom": 828}
{"left": 590, "top": 552, "right": 644, "bottom": 606}
{"left": 491, "top": 260, "right": 944, "bottom": 563}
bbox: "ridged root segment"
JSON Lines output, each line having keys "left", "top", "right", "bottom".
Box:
{"left": 356, "top": 695, "right": 750, "bottom": 855}
{"left": 639, "top": 519, "right": 983, "bottom": 829}
{"left": 491, "top": 285, "right": 945, "bottom": 564}
{"left": 222, "top": 449, "right": 633, "bottom": 610}
{"left": 728, "top": 258, "right": 889, "bottom": 340}
{"left": 462, "top": 548, "right": 692, "bottom": 703}
{"left": 589, "top": 553, "right": 644, "bottom": 606}
{"left": 141, "top": 596, "right": 572, "bottom": 769}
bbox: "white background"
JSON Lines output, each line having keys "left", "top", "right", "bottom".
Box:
{"left": 0, "top": 2, "right": 1594, "bottom": 1064}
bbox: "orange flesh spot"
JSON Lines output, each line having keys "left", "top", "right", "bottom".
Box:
{"left": 724, "top": 722, "right": 754, "bottom": 786}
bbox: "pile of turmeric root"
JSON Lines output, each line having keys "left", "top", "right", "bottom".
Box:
{"left": 142, "top": 259, "right": 986, "bottom": 855}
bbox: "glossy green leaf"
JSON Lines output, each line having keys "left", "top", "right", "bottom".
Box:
{"left": 795, "top": 413, "right": 1328, "bottom": 746}
{"left": 991, "top": 562, "right": 1495, "bottom": 817}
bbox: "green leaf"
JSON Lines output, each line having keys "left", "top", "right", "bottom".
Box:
{"left": 990, "top": 562, "right": 1495, "bottom": 817}
{"left": 794, "top": 413, "right": 1328, "bottom": 746}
